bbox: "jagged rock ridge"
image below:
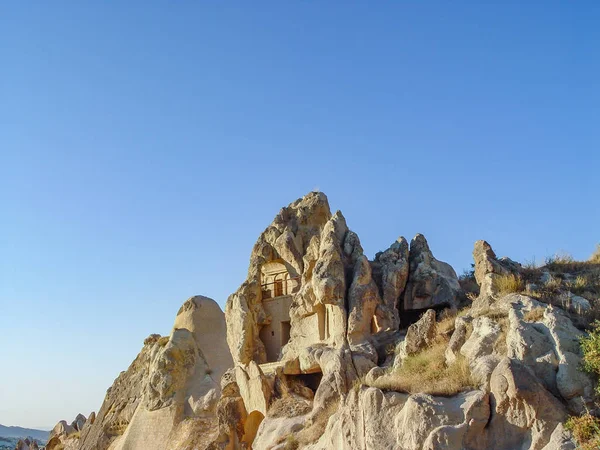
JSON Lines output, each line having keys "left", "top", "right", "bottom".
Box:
{"left": 46, "top": 191, "right": 598, "bottom": 450}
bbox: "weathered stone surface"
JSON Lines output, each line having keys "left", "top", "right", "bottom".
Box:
{"left": 70, "top": 413, "right": 86, "bottom": 432}
{"left": 235, "top": 361, "right": 272, "bottom": 417}
{"left": 473, "top": 240, "right": 520, "bottom": 299}
{"left": 403, "top": 234, "right": 460, "bottom": 312}
{"left": 76, "top": 296, "right": 230, "bottom": 450}
{"left": 52, "top": 193, "right": 594, "bottom": 450}
{"left": 301, "top": 388, "right": 489, "bottom": 450}
{"left": 347, "top": 255, "right": 381, "bottom": 346}
{"left": 173, "top": 296, "right": 233, "bottom": 384}
{"left": 488, "top": 357, "right": 568, "bottom": 449}
{"left": 445, "top": 315, "right": 472, "bottom": 365}
{"left": 371, "top": 237, "right": 410, "bottom": 330}
{"left": 45, "top": 419, "right": 78, "bottom": 450}
{"left": 460, "top": 316, "right": 500, "bottom": 361}
{"left": 395, "top": 309, "right": 436, "bottom": 363}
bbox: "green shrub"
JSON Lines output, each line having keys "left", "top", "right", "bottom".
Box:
{"left": 580, "top": 320, "right": 600, "bottom": 394}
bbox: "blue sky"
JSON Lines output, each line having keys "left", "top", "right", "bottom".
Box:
{"left": 1, "top": 1, "right": 598, "bottom": 429}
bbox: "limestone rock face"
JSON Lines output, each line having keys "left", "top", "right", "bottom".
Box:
{"left": 75, "top": 295, "right": 231, "bottom": 450}
{"left": 402, "top": 234, "right": 460, "bottom": 312}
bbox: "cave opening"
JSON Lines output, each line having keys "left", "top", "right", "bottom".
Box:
{"left": 399, "top": 304, "right": 451, "bottom": 329}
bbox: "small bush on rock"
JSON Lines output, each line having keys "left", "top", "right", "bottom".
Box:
{"left": 494, "top": 274, "right": 523, "bottom": 296}
{"left": 566, "top": 414, "right": 600, "bottom": 450}
{"left": 580, "top": 320, "right": 600, "bottom": 394}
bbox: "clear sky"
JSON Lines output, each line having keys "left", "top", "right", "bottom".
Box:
{"left": 1, "top": 1, "right": 598, "bottom": 429}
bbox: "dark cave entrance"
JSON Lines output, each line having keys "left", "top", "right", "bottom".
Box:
{"left": 399, "top": 304, "right": 451, "bottom": 329}
{"left": 288, "top": 372, "right": 323, "bottom": 393}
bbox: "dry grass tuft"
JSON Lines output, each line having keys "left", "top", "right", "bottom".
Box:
{"left": 283, "top": 434, "right": 300, "bottom": 450}
{"left": 566, "top": 414, "right": 600, "bottom": 450}
{"left": 295, "top": 400, "right": 339, "bottom": 446}
{"left": 494, "top": 274, "right": 523, "bottom": 296}
{"left": 157, "top": 336, "right": 169, "bottom": 347}
{"left": 592, "top": 245, "right": 600, "bottom": 263}
{"left": 524, "top": 307, "right": 545, "bottom": 322}
{"left": 436, "top": 307, "right": 470, "bottom": 338}
{"left": 371, "top": 342, "right": 473, "bottom": 396}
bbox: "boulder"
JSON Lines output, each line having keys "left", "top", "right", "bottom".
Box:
{"left": 403, "top": 235, "right": 460, "bottom": 311}
{"left": 70, "top": 413, "right": 86, "bottom": 432}
{"left": 235, "top": 361, "right": 272, "bottom": 416}
{"left": 395, "top": 309, "right": 436, "bottom": 363}
{"left": 445, "top": 315, "right": 472, "bottom": 365}
{"left": 472, "top": 240, "right": 520, "bottom": 299}
{"left": 488, "top": 357, "right": 568, "bottom": 449}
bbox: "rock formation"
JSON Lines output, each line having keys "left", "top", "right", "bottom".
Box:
{"left": 49, "top": 295, "right": 232, "bottom": 450}
{"left": 48, "top": 192, "right": 599, "bottom": 450}
{"left": 13, "top": 438, "right": 39, "bottom": 450}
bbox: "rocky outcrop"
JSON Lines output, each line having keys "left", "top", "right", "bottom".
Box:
{"left": 473, "top": 240, "right": 521, "bottom": 299}
{"left": 14, "top": 439, "right": 39, "bottom": 450}
{"left": 45, "top": 417, "right": 81, "bottom": 450}
{"left": 394, "top": 309, "right": 436, "bottom": 363}
{"left": 48, "top": 193, "right": 597, "bottom": 450}
{"left": 402, "top": 234, "right": 461, "bottom": 312}
{"left": 370, "top": 237, "right": 410, "bottom": 330}
{"left": 74, "top": 295, "right": 232, "bottom": 450}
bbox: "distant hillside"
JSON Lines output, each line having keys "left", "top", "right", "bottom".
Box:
{"left": 0, "top": 424, "right": 49, "bottom": 441}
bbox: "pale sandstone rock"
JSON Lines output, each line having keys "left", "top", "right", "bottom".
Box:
{"left": 472, "top": 240, "right": 520, "bottom": 299}
{"left": 403, "top": 234, "right": 460, "bottom": 311}
{"left": 70, "top": 413, "right": 86, "bottom": 431}
{"left": 302, "top": 388, "right": 489, "bottom": 450}
{"left": 235, "top": 361, "right": 272, "bottom": 417}
{"left": 370, "top": 237, "right": 410, "bottom": 330}
{"left": 395, "top": 309, "right": 436, "bottom": 363}
{"left": 77, "top": 295, "right": 230, "bottom": 450}
{"left": 506, "top": 305, "right": 559, "bottom": 393}
{"left": 347, "top": 255, "right": 381, "bottom": 347}
{"left": 540, "top": 423, "right": 577, "bottom": 450}
{"left": 46, "top": 419, "right": 80, "bottom": 450}
{"left": 173, "top": 295, "right": 233, "bottom": 384}
{"left": 445, "top": 315, "right": 472, "bottom": 365}
{"left": 460, "top": 316, "right": 501, "bottom": 361}
{"left": 488, "top": 357, "right": 568, "bottom": 449}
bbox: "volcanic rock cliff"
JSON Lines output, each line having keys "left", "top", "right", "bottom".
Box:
{"left": 47, "top": 191, "right": 600, "bottom": 450}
